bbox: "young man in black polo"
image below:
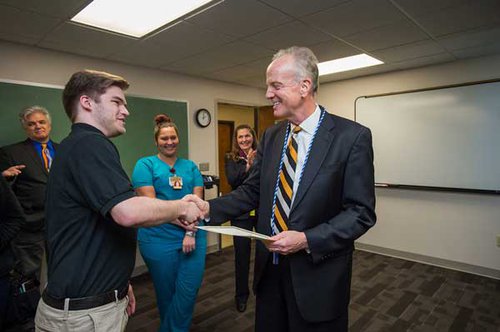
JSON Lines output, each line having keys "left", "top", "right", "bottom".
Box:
{"left": 35, "top": 70, "right": 203, "bottom": 332}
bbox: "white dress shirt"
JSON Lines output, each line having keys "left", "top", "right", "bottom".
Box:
{"left": 290, "top": 104, "right": 322, "bottom": 205}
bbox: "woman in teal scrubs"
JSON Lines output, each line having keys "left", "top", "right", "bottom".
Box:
{"left": 132, "top": 114, "right": 206, "bottom": 332}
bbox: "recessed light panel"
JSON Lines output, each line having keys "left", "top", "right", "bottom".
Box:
{"left": 318, "top": 54, "right": 383, "bottom": 76}
{"left": 71, "top": 0, "right": 214, "bottom": 38}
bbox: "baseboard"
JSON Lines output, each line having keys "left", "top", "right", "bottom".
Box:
{"left": 355, "top": 242, "right": 500, "bottom": 280}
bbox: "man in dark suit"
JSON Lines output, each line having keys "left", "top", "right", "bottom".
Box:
{"left": 0, "top": 106, "right": 58, "bottom": 280}
{"left": 186, "top": 46, "right": 376, "bottom": 331}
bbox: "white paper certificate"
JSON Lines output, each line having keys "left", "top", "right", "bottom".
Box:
{"left": 196, "top": 226, "right": 272, "bottom": 241}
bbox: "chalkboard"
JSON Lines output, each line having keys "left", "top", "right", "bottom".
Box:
{"left": 355, "top": 80, "right": 500, "bottom": 194}
{"left": 0, "top": 81, "right": 188, "bottom": 176}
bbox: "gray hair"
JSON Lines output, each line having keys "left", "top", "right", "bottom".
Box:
{"left": 272, "top": 46, "right": 319, "bottom": 94}
{"left": 19, "top": 106, "right": 51, "bottom": 127}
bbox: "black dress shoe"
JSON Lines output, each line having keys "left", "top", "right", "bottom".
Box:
{"left": 235, "top": 298, "right": 247, "bottom": 312}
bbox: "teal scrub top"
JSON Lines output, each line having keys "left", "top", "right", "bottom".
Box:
{"left": 132, "top": 156, "right": 204, "bottom": 248}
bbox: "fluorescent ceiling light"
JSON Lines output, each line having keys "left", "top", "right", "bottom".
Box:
{"left": 71, "top": 0, "right": 214, "bottom": 38}
{"left": 318, "top": 54, "right": 383, "bottom": 76}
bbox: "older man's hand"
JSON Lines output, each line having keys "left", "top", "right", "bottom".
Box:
{"left": 182, "top": 194, "right": 210, "bottom": 219}
{"left": 178, "top": 200, "right": 204, "bottom": 225}
{"left": 266, "top": 231, "right": 309, "bottom": 255}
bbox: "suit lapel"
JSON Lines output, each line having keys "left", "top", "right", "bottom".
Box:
{"left": 260, "top": 122, "right": 287, "bottom": 236}
{"left": 290, "top": 112, "right": 335, "bottom": 213}
{"left": 266, "top": 122, "right": 288, "bottom": 198}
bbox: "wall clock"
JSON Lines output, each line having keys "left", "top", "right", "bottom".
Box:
{"left": 195, "top": 108, "right": 211, "bottom": 128}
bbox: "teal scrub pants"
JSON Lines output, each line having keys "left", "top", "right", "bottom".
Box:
{"left": 139, "top": 233, "right": 206, "bottom": 332}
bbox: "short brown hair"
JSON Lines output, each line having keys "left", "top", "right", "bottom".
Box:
{"left": 62, "top": 69, "right": 129, "bottom": 121}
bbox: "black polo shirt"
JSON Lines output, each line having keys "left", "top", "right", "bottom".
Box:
{"left": 45, "top": 123, "right": 136, "bottom": 298}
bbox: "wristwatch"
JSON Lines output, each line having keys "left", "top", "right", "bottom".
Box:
{"left": 185, "top": 231, "right": 195, "bottom": 237}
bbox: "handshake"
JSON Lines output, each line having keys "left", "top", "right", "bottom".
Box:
{"left": 175, "top": 194, "right": 310, "bottom": 256}
{"left": 176, "top": 194, "right": 210, "bottom": 227}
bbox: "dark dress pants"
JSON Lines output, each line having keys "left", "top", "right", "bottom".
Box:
{"left": 255, "top": 256, "right": 348, "bottom": 332}
{"left": 231, "top": 217, "right": 254, "bottom": 302}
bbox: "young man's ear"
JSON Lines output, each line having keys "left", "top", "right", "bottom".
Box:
{"left": 80, "top": 95, "right": 93, "bottom": 112}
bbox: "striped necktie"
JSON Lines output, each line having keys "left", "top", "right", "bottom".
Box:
{"left": 41, "top": 143, "right": 52, "bottom": 171}
{"left": 274, "top": 125, "right": 302, "bottom": 233}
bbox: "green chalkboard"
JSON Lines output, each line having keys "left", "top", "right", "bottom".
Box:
{"left": 0, "top": 81, "right": 188, "bottom": 176}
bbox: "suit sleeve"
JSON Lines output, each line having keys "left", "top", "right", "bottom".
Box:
{"left": 304, "top": 127, "right": 376, "bottom": 263}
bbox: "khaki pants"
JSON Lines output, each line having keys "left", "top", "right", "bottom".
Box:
{"left": 35, "top": 296, "right": 129, "bottom": 332}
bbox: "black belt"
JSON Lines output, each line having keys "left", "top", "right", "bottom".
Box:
{"left": 42, "top": 284, "right": 128, "bottom": 311}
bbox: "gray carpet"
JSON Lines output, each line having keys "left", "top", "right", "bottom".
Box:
{"left": 127, "top": 247, "right": 500, "bottom": 332}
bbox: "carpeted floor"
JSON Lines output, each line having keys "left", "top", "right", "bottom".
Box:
{"left": 126, "top": 246, "right": 500, "bottom": 332}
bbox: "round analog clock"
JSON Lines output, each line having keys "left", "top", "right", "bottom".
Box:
{"left": 195, "top": 108, "right": 211, "bottom": 128}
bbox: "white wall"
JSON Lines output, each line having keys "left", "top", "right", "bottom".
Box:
{"left": 318, "top": 54, "right": 500, "bottom": 277}
{"left": 0, "top": 40, "right": 268, "bottom": 271}
{"left": 3, "top": 40, "right": 498, "bottom": 277}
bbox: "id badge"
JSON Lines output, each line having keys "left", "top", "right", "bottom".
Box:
{"left": 169, "top": 175, "right": 183, "bottom": 189}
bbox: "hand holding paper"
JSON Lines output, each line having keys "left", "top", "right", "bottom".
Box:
{"left": 266, "top": 231, "right": 309, "bottom": 255}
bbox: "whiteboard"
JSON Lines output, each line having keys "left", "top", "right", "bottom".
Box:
{"left": 355, "top": 81, "right": 500, "bottom": 193}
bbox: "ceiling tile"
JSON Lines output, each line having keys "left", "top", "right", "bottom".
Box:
{"left": 107, "top": 40, "right": 174, "bottom": 68}
{"left": 451, "top": 43, "right": 500, "bottom": 60}
{"left": 437, "top": 26, "right": 500, "bottom": 51}
{"left": 0, "top": 4, "right": 61, "bottom": 43}
{"left": 392, "top": 0, "right": 470, "bottom": 16}
{"left": 1, "top": 0, "right": 499, "bottom": 88}
{"left": 371, "top": 40, "right": 446, "bottom": 63}
{"left": 242, "top": 57, "right": 273, "bottom": 72}
{"left": 392, "top": 53, "right": 456, "bottom": 70}
{"left": 162, "top": 41, "right": 274, "bottom": 75}
{"left": 343, "top": 19, "right": 429, "bottom": 52}
{"left": 109, "top": 21, "right": 235, "bottom": 66}
{"left": 258, "top": 0, "right": 349, "bottom": 18}
{"left": 39, "top": 22, "right": 134, "bottom": 59}
{"left": 186, "top": 0, "right": 293, "bottom": 38}
{"left": 147, "top": 21, "right": 235, "bottom": 48}
{"left": 210, "top": 64, "right": 262, "bottom": 81}
{"left": 308, "top": 40, "right": 361, "bottom": 62}
{"left": 319, "top": 63, "right": 399, "bottom": 82}
{"left": 0, "top": 0, "right": 89, "bottom": 19}
{"left": 303, "top": 0, "right": 406, "bottom": 38}
{"left": 0, "top": 32, "right": 39, "bottom": 45}
{"left": 413, "top": 0, "right": 500, "bottom": 37}
{"left": 244, "top": 20, "right": 333, "bottom": 50}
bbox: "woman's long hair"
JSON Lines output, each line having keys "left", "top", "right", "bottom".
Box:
{"left": 228, "top": 124, "right": 257, "bottom": 162}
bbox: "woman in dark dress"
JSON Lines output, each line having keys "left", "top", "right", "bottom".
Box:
{"left": 224, "top": 124, "right": 258, "bottom": 313}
